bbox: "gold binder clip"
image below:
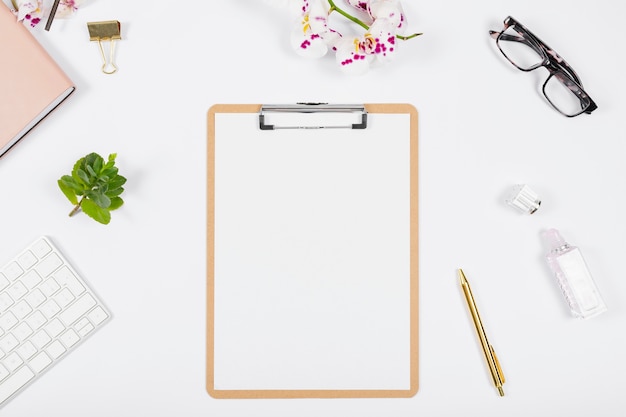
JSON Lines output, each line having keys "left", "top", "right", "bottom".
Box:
{"left": 87, "top": 21, "right": 122, "bottom": 75}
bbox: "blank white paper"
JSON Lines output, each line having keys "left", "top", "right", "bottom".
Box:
{"left": 212, "top": 111, "right": 412, "bottom": 391}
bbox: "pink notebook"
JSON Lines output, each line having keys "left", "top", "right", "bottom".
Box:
{"left": 0, "top": 4, "right": 75, "bottom": 158}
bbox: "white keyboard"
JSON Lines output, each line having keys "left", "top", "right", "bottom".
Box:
{"left": 0, "top": 237, "right": 110, "bottom": 407}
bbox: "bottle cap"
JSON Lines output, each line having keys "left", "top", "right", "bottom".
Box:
{"left": 505, "top": 184, "right": 541, "bottom": 214}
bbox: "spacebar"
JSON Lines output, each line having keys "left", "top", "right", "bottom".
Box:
{"left": 0, "top": 367, "right": 35, "bottom": 404}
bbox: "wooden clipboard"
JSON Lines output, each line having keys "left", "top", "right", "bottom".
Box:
{"left": 206, "top": 103, "right": 419, "bottom": 399}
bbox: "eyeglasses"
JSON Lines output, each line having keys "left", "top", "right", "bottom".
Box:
{"left": 489, "top": 16, "right": 597, "bottom": 117}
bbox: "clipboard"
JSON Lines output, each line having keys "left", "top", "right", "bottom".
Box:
{"left": 206, "top": 103, "right": 419, "bottom": 399}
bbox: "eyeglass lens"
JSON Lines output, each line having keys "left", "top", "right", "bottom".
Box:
{"left": 543, "top": 73, "right": 589, "bottom": 117}
{"left": 497, "top": 26, "right": 545, "bottom": 70}
{"left": 497, "top": 24, "right": 591, "bottom": 117}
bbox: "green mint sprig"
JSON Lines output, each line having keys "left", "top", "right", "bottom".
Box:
{"left": 58, "top": 152, "right": 126, "bottom": 225}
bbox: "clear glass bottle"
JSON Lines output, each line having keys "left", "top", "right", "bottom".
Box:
{"left": 542, "top": 229, "right": 607, "bottom": 319}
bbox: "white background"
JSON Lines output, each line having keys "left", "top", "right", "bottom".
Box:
{"left": 0, "top": 0, "right": 625, "bottom": 415}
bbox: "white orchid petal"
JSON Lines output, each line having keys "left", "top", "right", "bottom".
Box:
{"left": 368, "top": 0, "right": 403, "bottom": 27}
{"left": 16, "top": 0, "right": 41, "bottom": 21}
{"left": 307, "top": 0, "right": 330, "bottom": 31}
{"left": 291, "top": 25, "right": 328, "bottom": 58}
{"left": 346, "top": 0, "right": 370, "bottom": 12}
{"left": 55, "top": 0, "right": 81, "bottom": 18}
{"left": 363, "top": 18, "right": 398, "bottom": 63}
{"left": 321, "top": 29, "right": 342, "bottom": 50}
{"left": 335, "top": 38, "right": 371, "bottom": 75}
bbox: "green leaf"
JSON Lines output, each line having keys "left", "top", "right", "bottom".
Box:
{"left": 72, "top": 157, "right": 87, "bottom": 186}
{"left": 86, "top": 165, "right": 98, "bottom": 179}
{"left": 103, "top": 153, "right": 117, "bottom": 170}
{"left": 85, "top": 190, "right": 111, "bottom": 208}
{"left": 100, "top": 167, "right": 118, "bottom": 179}
{"left": 77, "top": 168, "right": 91, "bottom": 186}
{"left": 109, "top": 197, "right": 124, "bottom": 211}
{"left": 58, "top": 179, "right": 79, "bottom": 205}
{"left": 105, "top": 187, "right": 124, "bottom": 197}
{"left": 92, "top": 154, "right": 103, "bottom": 175}
{"left": 107, "top": 175, "right": 127, "bottom": 190}
{"left": 59, "top": 175, "right": 83, "bottom": 194}
{"left": 84, "top": 152, "right": 99, "bottom": 168}
{"left": 81, "top": 199, "right": 111, "bottom": 225}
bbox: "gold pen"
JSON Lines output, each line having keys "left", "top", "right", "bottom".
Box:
{"left": 458, "top": 268, "right": 506, "bottom": 396}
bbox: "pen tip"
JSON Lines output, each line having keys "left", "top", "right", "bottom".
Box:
{"left": 498, "top": 387, "right": 505, "bottom": 396}
{"left": 458, "top": 268, "right": 467, "bottom": 283}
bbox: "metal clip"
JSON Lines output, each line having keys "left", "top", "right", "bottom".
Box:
{"left": 87, "top": 21, "right": 122, "bottom": 75}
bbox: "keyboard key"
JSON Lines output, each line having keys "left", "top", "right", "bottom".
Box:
{"left": 12, "top": 300, "right": 33, "bottom": 320}
{"left": 2, "top": 262, "right": 23, "bottom": 281}
{"left": 88, "top": 306, "right": 109, "bottom": 325}
{"left": 59, "top": 329, "right": 80, "bottom": 349}
{"left": 35, "top": 254, "right": 63, "bottom": 278}
{"left": 76, "top": 321, "right": 94, "bottom": 337}
{"left": 25, "top": 289, "right": 46, "bottom": 310}
{"left": 59, "top": 294, "right": 96, "bottom": 327}
{"left": 4, "top": 352, "right": 24, "bottom": 372}
{"left": 40, "top": 300, "right": 61, "bottom": 320}
{"left": 0, "top": 365, "right": 8, "bottom": 382}
{"left": 46, "top": 340, "right": 66, "bottom": 359}
{"left": 0, "top": 334, "right": 18, "bottom": 353}
{"left": 22, "top": 270, "right": 42, "bottom": 290}
{"left": 54, "top": 288, "right": 75, "bottom": 308}
{"left": 29, "top": 352, "right": 52, "bottom": 373}
{"left": 25, "top": 311, "right": 46, "bottom": 330}
{"left": 0, "top": 294, "right": 13, "bottom": 312}
{"left": 0, "top": 312, "right": 18, "bottom": 332}
{"left": 44, "top": 319, "right": 64, "bottom": 338}
{"left": 54, "top": 267, "right": 85, "bottom": 297}
{"left": 39, "top": 278, "right": 60, "bottom": 297}
{"left": 0, "top": 366, "right": 35, "bottom": 403}
{"left": 17, "top": 341, "right": 37, "bottom": 361}
{"left": 17, "top": 251, "right": 37, "bottom": 270}
{"left": 30, "top": 239, "right": 52, "bottom": 259}
{"left": 31, "top": 330, "right": 51, "bottom": 350}
{"left": 0, "top": 274, "right": 9, "bottom": 291}
{"left": 7, "top": 282, "right": 27, "bottom": 301}
{"left": 13, "top": 322, "right": 33, "bottom": 342}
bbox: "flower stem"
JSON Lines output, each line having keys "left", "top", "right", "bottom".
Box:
{"left": 326, "top": 0, "right": 422, "bottom": 41}
{"left": 397, "top": 32, "right": 423, "bottom": 40}
{"left": 327, "top": 0, "right": 370, "bottom": 31}
{"left": 69, "top": 197, "right": 84, "bottom": 217}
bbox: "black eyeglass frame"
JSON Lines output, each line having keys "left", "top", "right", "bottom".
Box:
{"left": 489, "top": 16, "right": 597, "bottom": 117}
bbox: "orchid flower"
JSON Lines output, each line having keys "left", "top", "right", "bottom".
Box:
{"left": 291, "top": 0, "right": 341, "bottom": 58}
{"left": 11, "top": 0, "right": 81, "bottom": 28}
{"left": 55, "top": 0, "right": 81, "bottom": 18}
{"left": 335, "top": 15, "right": 398, "bottom": 75}
{"left": 285, "top": 0, "right": 420, "bottom": 74}
{"left": 12, "top": 0, "right": 44, "bottom": 27}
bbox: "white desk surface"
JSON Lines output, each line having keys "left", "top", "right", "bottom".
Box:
{"left": 1, "top": 0, "right": 625, "bottom": 415}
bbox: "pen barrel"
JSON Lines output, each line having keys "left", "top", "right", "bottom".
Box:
{"left": 460, "top": 275, "right": 505, "bottom": 393}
